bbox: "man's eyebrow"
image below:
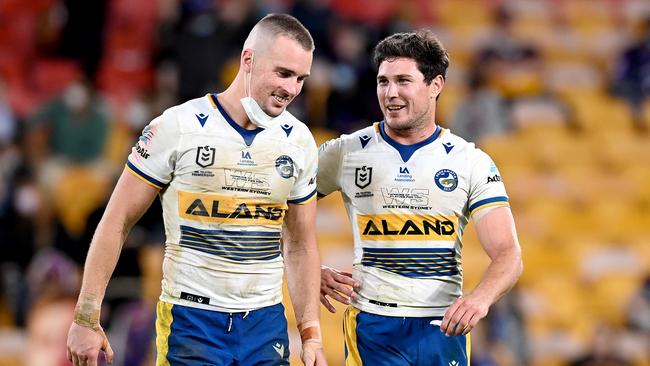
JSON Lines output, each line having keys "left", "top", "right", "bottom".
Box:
{"left": 275, "top": 66, "right": 310, "bottom": 78}
{"left": 377, "top": 74, "right": 413, "bottom": 80}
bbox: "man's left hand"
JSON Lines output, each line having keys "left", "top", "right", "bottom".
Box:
{"left": 440, "top": 293, "right": 490, "bottom": 336}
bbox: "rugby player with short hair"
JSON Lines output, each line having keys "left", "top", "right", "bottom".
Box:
{"left": 318, "top": 30, "right": 523, "bottom": 366}
{"left": 67, "top": 14, "right": 326, "bottom": 366}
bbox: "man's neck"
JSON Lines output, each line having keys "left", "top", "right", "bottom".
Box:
{"left": 217, "top": 84, "right": 258, "bottom": 131}
{"left": 384, "top": 122, "right": 438, "bottom": 145}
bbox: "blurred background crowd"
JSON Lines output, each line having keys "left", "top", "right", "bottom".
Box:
{"left": 0, "top": 0, "right": 649, "bottom": 365}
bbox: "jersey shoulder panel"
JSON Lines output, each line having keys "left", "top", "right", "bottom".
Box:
{"left": 171, "top": 95, "right": 217, "bottom": 133}
{"left": 439, "top": 130, "right": 510, "bottom": 216}
{"left": 126, "top": 105, "right": 182, "bottom": 188}
{"left": 277, "top": 111, "right": 316, "bottom": 148}
{"left": 339, "top": 123, "right": 381, "bottom": 154}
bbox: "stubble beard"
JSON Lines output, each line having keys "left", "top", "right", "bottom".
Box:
{"left": 385, "top": 104, "right": 431, "bottom": 136}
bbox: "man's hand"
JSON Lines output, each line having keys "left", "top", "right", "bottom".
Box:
{"left": 440, "top": 292, "right": 490, "bottom": 336}
{"left": 66, "top": 322, "right": 114, "bottom": 366}
{"left": 301, "top": 340, "right": 328, "bottom": 366}
{"left": 320, "top": 266, "right": 360, "bottom": 313}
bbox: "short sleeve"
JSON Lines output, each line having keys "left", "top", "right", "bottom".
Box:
{"left": 467, "top": 149, "right": 509, "bottom": 218}
{"left": 316, "top": 137, "right": 343, "bottom": 197}
{"left": 286, "top": 133, "right": 318, "bottom": 204}
{"left": 126, "top": 110, "right": 179, "bottom": 189}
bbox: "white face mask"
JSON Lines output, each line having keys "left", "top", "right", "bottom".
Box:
{"left": 239, "top": 53, "right": 286, "bottom": 129}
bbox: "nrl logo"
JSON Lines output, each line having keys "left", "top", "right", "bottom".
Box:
{"left": 355, "top": 166, "right": 372, "bottom": 189}
{"left": 196, "top": 145, "right": 216, "bottom": 168}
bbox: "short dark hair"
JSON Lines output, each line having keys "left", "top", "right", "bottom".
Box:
{"left": 372, "top": 30, "right": 449, "bottom": 84}
{"left": 257, "top": 13, "right": 314, "bottom": 51}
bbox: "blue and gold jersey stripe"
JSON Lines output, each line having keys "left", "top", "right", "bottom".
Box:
{"left": 126, "top": 161, "right": 165, "bottom": 189}
{"left": 288, "top": 189, "right": 317, "bottom": 204}
{"left": 469, "top": 196, "right": 509, "bottom": 215}
{"left": 361, "top": 247, "right": 459, "bottom": 278}
{"left": 178, "top": 225, "right": 281, "bottom": 261}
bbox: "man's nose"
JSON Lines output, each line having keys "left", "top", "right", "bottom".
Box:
{"left": 285, "top": 79, "right": 302, "bottom": 97}
{"left": 385, "top": 82, "right": 399, "bottom": 98}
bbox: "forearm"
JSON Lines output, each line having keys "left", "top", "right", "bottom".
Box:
{"left": 285, "top": 240, "right": 322, "bottom": 326}
{"left": 76, "top": 219, "right": 130, "bottom": 315}
{"left": 469, "top": 246, "right": 522, "bottom": 305}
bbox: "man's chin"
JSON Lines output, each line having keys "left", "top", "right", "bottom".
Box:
{"left": 264, "top": 106, "right": 285, "bottom": 118}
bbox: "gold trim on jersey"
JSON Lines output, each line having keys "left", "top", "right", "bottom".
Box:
{"left": 356, "top": 214, "right": 457, "bottom": 241}
{"left": 178, "top": 191, "right": 287, "bottom": 226}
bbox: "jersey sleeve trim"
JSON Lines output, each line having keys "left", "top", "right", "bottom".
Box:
{"left": 469, "top": 196, "right": 509, "bottom": 214}
{"left": 288, "top": 189, "right": 317, "bottom": 204}
{"left": 126, "top": 161, "right": 165, "bottom": 189}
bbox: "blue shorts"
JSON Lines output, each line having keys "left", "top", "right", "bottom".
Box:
{"left": 343, "top": 307, "right": 470, "bottom": 366}
{"left": 155, "top": 301, "right": 290, "bottom": 365}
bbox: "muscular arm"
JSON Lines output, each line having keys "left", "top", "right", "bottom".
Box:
{"left": 441, "top": 206, "right": 523, "bottom": 336}
{"left": 282, "top": 200, "right": 327, "bottom": 366}
{"left": 67, "top": 169, "right": 159, "bottom": 365}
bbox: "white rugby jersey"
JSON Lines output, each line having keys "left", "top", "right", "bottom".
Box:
{"left": 318, "top": 122, "right": 509, "bottom": 317}
{"left": 127, "top": 94, "right": 317, "bottom": 312}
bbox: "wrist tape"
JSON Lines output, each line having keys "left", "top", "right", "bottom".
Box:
{"left": 298, "top": 320, "right": 322, "bottom": 344}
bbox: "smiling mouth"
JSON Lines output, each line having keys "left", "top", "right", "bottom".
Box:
{"left": 386, "top": 105, "right": 405, "bottom": 112}
{"left": 273, "top": 94, "right": 290, "bottom": 104}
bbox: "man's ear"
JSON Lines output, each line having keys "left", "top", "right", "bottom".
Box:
{"left": 431, "top": 75, "right": 445, "bottom": 99}
{"left": 241, "top": 49, "right": 254, "bottom": 72}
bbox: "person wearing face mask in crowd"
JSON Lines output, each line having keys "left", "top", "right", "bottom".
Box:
{"left": 66, "top": 13, "right": 326, "bottom": 366}
{"left": 27, "top": 80, "right": 110, "bottom": 188}
{"left": 317, "top": 31, "right": 523, "bottom": 365}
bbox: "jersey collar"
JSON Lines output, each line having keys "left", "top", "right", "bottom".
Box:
{"left": 210, "top": 94, "right": 264, "bottom": 147}
{"left": 378, "top": 121, "right": 442, "bottom": 162}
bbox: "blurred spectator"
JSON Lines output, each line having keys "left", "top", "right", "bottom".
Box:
{"left": 25, "top": 296, "right": 76, "bottom": 366}
{"left": 158, "top": 0, "right": 259, "bottom": 101}
{"left": 474, "top": 5, "right": 543, "bottom": 100}
{"left": 23, "top": 249, "right": 79, "bottom": 365}
{"left": 289, "top": 0, "right": 336, "bottom": 58}
{"left": 626, "top": 275, "right": 650, "bottom": 333}
{"left": 0, "top": 76, "right": 20, "bottom": 218}
{"left": 25, "top": 248, "right": 79, "bottom": 304}
{"left": 23, "top": 80, "right": 112, "bottom": 262}
{"left": 57, "top": 0, "right": 107, "bottom": 79}
{"left": 27, "top": 80, "right": 110, "bottom": 166}
{"left": 611, "top": 16, "right": 650, "bottom": 132}
{"left": 470, "top": 288, "right": 530, "bottom": 366}
{"left": 0, "top": 77, "right": 16, "bottom": 147}
{"left": 325, "top": 21, "right": 381, "bottom": 133}
{"left": 569, "top": 324, "right": 632, "bottom": 366}
{"left": 448, "top": 70, "right": 511, "bottom": 143}
{"left": 0, "top": 167, "right": 44, "bottom": 326}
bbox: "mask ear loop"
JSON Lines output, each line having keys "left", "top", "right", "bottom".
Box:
{"left": 245, "top": 52, "right": 254, "bottom": 98}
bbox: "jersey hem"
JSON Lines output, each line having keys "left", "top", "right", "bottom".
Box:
{"left": 159, "top": 293, "right": 283, "bottom": 313}
{"left": 352, "top": 299, "right": 448, "bottom": 318}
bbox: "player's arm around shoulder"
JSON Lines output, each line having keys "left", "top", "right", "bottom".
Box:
{"left": 441, "top": 206, "right": 523, "bottom": 336}
{"left": 283, "top": 200, "right": 327, "bottom": 366}
{"left": 67, "top": 170, "right": 160, "bottom": 366}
